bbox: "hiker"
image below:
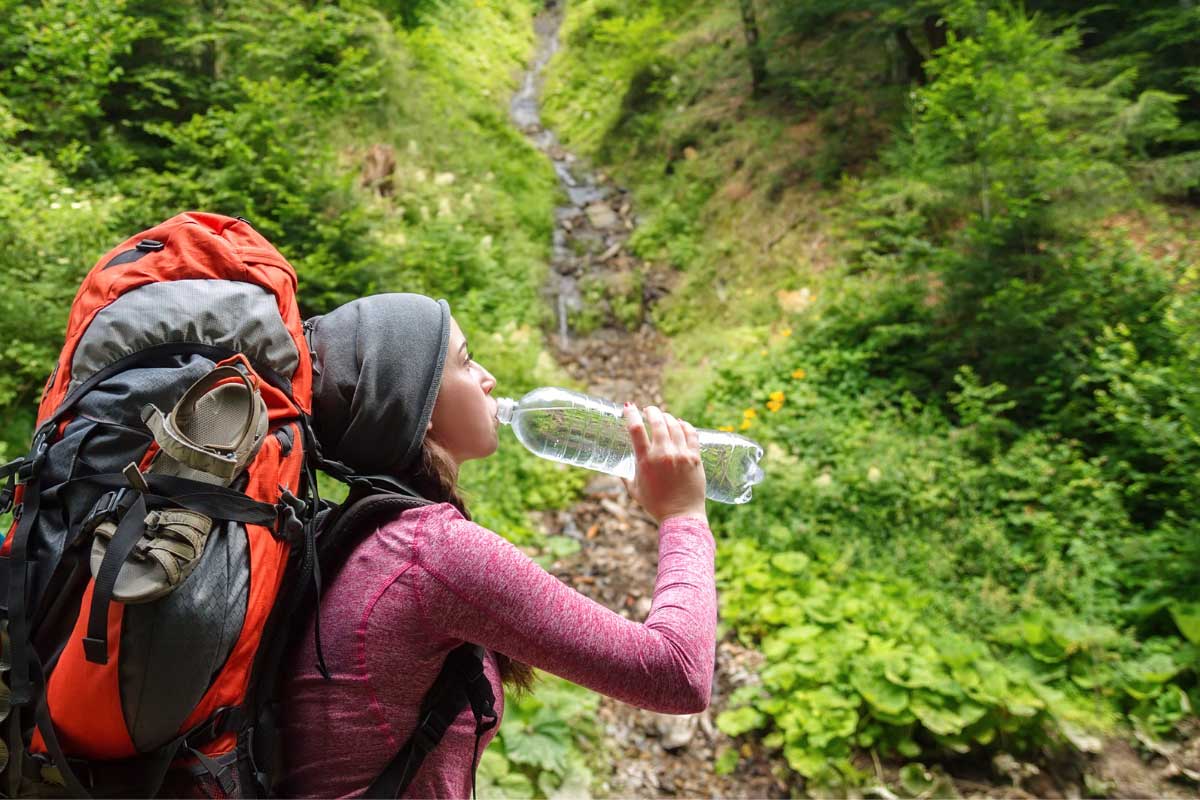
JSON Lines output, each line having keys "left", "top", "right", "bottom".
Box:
{"left": 278, "top": 292, "right": 716, "bottom": 798}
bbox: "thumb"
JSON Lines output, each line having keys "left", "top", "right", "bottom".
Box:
{"left": 621, "top": 477, "right": 634, "bottom": 496}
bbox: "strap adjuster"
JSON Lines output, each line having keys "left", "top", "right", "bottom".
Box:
{"left": 80, "top": 488, "right": 136, "bottom": 538}
{"left": 16, "top": 439, "right": 49, "bottom": 483}
{"left": 193, "top": 705, "right": 242, "bottom": 743}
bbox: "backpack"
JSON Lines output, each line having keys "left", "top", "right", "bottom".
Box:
{"left": 0, "top": 212, "right": 318, "bottom": 797}
{"left": 0, "top": 213, "right": 495, "bottom": 798}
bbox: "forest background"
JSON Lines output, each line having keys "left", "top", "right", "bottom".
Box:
{"left": 0, "top": 0, "right": 1198, "bottom": 796}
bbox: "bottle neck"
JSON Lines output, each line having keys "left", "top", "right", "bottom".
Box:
{"left": 495, "top": 397, "right": 516, "bottom": 425}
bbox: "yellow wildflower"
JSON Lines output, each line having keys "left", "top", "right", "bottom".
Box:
{"left": 766, "top": 401, "right": 782, "bottom": 413}
{"left": 739, "top": 418, "right": 754, "bottom": 430}
{"left": 743, "top": 408, "right": 758, "bottom": 419}
{"left": 759, "top": 349, "right": 768, "bottom": 356}
{"left": 780, "top": 327, "right": 792, "bottom": 337}
{"left": 717, "top": 425, "right": 735, "bottom": 432}
{"left": 791, "top": 368, "right": 806, "bottom": 380}
{"left": 769, "top": 390, "right": 785, "bottom": 402}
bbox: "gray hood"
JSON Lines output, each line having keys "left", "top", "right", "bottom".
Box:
{"left": 307, "top": 293, "right": 451, "bottom": 475}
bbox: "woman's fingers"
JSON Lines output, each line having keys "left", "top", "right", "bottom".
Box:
{"left": 624, "top": 403, "right": 651, "bottom": 462}
{"left": 666, "top": 413, "right": 688, "bottom": 452}
{"left": 683, "top": 420, "right": 701, "bottom": 453}
{"left": 644, "top": 406, "right": 669, "bottom": 453}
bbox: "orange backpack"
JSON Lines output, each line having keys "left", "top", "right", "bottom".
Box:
{"left": 0, "top": 212, "right": 318, "bottom": 797}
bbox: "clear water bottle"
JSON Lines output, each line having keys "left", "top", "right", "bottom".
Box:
{"left": 496, "top": 387, "right": 765, "bottom": 504}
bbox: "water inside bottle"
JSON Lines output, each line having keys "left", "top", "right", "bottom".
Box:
{"left": 500, "top": 394, "right": 765, "bottom": 504}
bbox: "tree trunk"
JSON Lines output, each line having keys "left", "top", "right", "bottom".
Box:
{"left": 738, "top": 0, "right": 768, "bottom": 97}
{"left": 894, "top": 27, "right": 927, "bottom": 85}
{"left": 924, "top": 14, "right": 948, "bottom": 53}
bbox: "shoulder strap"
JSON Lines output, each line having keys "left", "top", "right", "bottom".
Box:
{"left": 363, "top": 643, "right": 497, "bottom": 800}
{"left": 315, "top": 488, "right": 430, "bottom": 580}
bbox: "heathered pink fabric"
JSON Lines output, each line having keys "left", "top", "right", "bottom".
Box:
{"left": 279, "top": 502, "right": 716, "bottom": 799}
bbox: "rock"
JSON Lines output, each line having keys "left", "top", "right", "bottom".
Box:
{"left": 585, "top": 202, "right": 618, "bottom": 229}
{"left": 585, "top": 474, "right": 625, "bottom": 496}
{"left": 599, "top": 499, "right": 628, "bottom": 521}
{"left": 655, "top": 712, "right": 699, "bottom": 751}
{"left": 599, "top": 242, "right": 622, "bottom": 261}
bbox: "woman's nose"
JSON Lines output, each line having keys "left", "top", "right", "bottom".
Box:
{"left": 480, "top": 367, "right": 496, "bottom": 394}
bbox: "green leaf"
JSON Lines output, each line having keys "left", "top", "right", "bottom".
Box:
{"left": 783, "top": 744, "right": 828, "bottom": 778}
{"left": 852, "top": 670, "right": 910, "bottom": 716}
{"left": 545, "top": 757, "right": 593, "bottom": 800}
{"left": 910, "top": 693, "right": 985, "bottom": 736}
{"left": 502, "top": 714, "right": 571, "bottom": 773}
{"left": 476, "top": 750, "right": 535, "bottom": 799}
{"left": 770, "top": 551, "right": 811, "bottom": 574}
{"left": 899, "top": 763, "right": 934, "bottom": 796}
{"left": 1169, "top": 602, "right": 1200, "bottom": 644}
{"left": 544, "top": 535, "right": 582, "bottom": 560}
{"left": 716, "top": 706, "right": 767, "bottom": 737}
{"left": 714, "top": 747, "right": 739, "bottom": 776}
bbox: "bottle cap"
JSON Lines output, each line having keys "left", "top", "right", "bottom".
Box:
{"left": 495, "top": 397, "right": 516, "bottom": 425}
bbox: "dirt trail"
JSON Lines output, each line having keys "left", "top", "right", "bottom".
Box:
{"left": 509, "top": 4, "right": 788, "bottom": 797}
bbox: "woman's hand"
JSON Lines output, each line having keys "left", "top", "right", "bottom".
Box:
{"left": 621, "top": 403, "right": 707, "bottom": 524}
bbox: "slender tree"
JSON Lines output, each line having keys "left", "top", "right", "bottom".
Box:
{"left": 738, "top": 0, "right": 768, "bottom": 97}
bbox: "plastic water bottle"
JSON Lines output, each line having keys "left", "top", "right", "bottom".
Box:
{"left": 495, "top": 387, "right": 765, "bottom": 504}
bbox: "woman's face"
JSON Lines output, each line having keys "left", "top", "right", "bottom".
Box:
{"left": 426, "top": 316, "right": 499, "bottom": 467}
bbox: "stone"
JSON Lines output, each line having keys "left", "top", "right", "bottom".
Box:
{"left": 585, "top": 202, "right": 618, "bottom": 229}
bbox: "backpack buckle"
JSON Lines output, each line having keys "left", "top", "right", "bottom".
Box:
{"left": 80, "top": 488, "right": 137, "bottom": 538}
{"left": 16, "top": 439, "right": 49, "bottom": 484}
{"left": 190, "top": 706, "right": 245, "bottom": 746}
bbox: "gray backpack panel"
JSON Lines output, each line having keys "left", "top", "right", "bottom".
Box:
{"left": 68, "top": 279, "right": 300, "bottom": 393}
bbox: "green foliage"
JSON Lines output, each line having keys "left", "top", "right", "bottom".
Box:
{"left": 715, "top": 537, "right": 1099, "bottom": 788}
{"left": 0, "top": 0, "right": 147, "bottom": 173}
{"left": 480, "top": 674, "right": 601, "bottom": 799}
{"left": 0, "top": 146, "right": 122, "bottom": 458}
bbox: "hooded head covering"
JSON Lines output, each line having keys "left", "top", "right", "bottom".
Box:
{"left": 307, "top": 293, "right": 451, "bottom": 476}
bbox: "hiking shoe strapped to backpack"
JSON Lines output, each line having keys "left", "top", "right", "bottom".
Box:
{"left": 89, "top": 363, "right": 270, "bottom": 604}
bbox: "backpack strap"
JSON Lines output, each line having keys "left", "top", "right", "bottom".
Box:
{"left": 363, "top": 643, "right": 498, "bottom": 800}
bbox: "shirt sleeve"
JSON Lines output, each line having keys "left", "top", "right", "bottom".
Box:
{"left": 407, "top": 505, "right": 717, "bottom": 714}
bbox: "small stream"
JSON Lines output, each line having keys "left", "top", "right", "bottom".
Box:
{"left": 508, "top": 1, "right": 638, "bottom": 357}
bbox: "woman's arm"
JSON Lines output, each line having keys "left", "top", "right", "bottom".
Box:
{"left": 408, "top": 506, "right": 716, "bottom": 714}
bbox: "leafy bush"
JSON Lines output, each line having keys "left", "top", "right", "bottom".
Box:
{"left": 0, "top": 146, "right": 121, "bottom": 457}
{"left": 715, "top": 538, "right": 1097, "bottom": 787}
{"left": 478, "top": 674, "right": 601, "bottom": 799}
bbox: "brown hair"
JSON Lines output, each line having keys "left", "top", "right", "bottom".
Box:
{"left": 400, "top": 439, "right": 537, "bottom": 695}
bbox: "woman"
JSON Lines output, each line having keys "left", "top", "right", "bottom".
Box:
{"left": 280, "top": 293, "right": 716, "bottom": 798}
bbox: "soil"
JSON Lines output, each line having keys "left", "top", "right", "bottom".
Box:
{"left": 508, "top": 4, "right": 1200, "bottom": 799}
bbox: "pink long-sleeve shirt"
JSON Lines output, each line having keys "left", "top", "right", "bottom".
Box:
{"left": 279, "top": 502, "right": 716, "bottom": 798}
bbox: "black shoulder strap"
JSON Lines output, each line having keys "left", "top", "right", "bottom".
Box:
{"left": 315, "top": 488, "right": 430, "bottom": 581}
{"left": 363, "top": 643, "right": 497, "bottom": 799}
